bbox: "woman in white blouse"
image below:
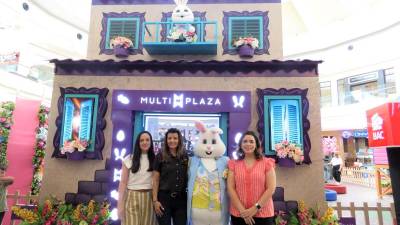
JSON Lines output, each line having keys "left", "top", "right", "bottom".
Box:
{"left": 118, "top": 131, "right": 157, "bottom": 225}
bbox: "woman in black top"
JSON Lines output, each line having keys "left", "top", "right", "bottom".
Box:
{"left": 152, "top": 128, "right": 188, "bottom": 225}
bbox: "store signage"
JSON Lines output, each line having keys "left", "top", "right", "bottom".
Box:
{"left": 341, "top": 131, "right": 352, "bottom": 139}
{"left": 139, "top": 94, "right": 222, "bottom": 107}
{"left": 0, "top": 52, "right": 19, "bottom": 65}
{"left": 114, "top": 90, "right": 250, "bottom": 113}
{"left": 367, "top": 102, "right": 400, "bottom": 147}
{"left": 353, "top": 129, "right": 368, "bottom": 138}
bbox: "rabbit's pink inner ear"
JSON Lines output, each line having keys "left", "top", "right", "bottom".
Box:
{"left": 195, "top": 121, "right": 206, "bottom": 133}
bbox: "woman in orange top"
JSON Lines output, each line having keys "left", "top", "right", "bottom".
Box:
{"left": 227, "top": 131, "right": 276, "bottom": 225}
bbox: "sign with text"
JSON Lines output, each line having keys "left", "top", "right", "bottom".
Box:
{"left": 367, "top": 102, "right": 400, "bottom": 147}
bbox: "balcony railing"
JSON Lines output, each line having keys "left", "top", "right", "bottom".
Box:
{"left": 142, "top": 21, "right": 218, "bottom": 55}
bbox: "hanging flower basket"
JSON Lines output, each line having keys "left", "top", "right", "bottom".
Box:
{"left": 113, "top": 45, "right": 130, "bottom": 58}
{"left": 238, "top": 44, "right": 255, "bottom": 58}
{"left": 66, "top": 151, "right": 85, "bottom": 160}
{"left": 278, "top": 157, "right": 296, "bottom": 168}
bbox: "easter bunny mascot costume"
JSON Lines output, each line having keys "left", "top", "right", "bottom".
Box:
{"left": 187, "top": 121, "right": 229, "bottom": 225}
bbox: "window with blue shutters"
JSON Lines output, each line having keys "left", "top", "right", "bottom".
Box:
{"left": 78, "top": 99, "right": 93, "bottom": 141}
{"left": 105, "top": 18, "right": 140, "bottom": 49}
{"left": 228, "top": 16, "right": 263, "bottom": 49}
{"left": 264, "top": 97, "right": 303, "bottom": 155}
{"left": 223, "top": 11, "right": 269, "bottom": 55}
{"left": 61, "top": 98, "right": 74, "bottom": 145}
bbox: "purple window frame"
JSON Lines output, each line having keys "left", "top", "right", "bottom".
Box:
{"left": 52, "top": 87, "right": 109, "bottom": 160}
{"left": 222, "top": 11, "right": 270, "bottom": 55}
{"left": 99, "top": 12, "right": 145, "bottom": 55}
{"left": 256, "top": 88, "right": 311, "bottom": 164}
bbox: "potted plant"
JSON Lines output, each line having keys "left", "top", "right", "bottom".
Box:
{"left": 110, "top": 36, "right": 133, "bottom": 58}
{"left": 232, "top": 36, "right": 259, "bottom": 58}
{"left": 275, "top": 140, "right": 303, "bottom": 168}
{"left": 60, "top": 139, "right": 90, "bottom": 160}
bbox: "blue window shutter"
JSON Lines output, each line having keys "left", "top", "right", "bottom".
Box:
{"left": 62, "top": 99, "right": 74, "bottom": 143}
{"left": 287, "top": 100, "right": 301, "bottom": 145}
{"left": 106, "top": 18, "right": 138, "bottom": 49}
{"left": 78, "top": 100, "right": 93, "bottom": 141}
{"left": 229, "top": 17, "right": 262, "bottom": 48}
{"left": 270, "top": 100, "right": 285, "bottom": 147}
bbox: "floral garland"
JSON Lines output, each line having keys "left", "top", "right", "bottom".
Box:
{"left": 0, "top": 101, "right": 16, "bottom": 169}
{"left": 12, "top": 198, "right": 110, "bottom": 225}
{"left": 30, "top": 105, "right": 49, "bottom": 195}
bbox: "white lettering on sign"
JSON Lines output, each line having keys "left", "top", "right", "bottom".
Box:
{"left": 139, "top": 93, "right": 224, "bottom": 108}
{"left": 373, "top": 131, "right": 384, "bottom": 140}
{"left": 371, "top": 113, "right": 383, "bottom": 131}
{"left": 371, "top": 113, "right": 385, "bottom": 140}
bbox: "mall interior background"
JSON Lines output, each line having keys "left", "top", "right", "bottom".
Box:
{"left": 1, "top": 0, "right": 399, "bottom": 168}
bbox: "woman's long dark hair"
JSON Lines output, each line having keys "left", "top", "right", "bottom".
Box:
{"left": 131, "top": 131, "right": 155, "bottom": 173}
{"left": 161, "top": 128, "right": 185, "bottom": 162}
{"left": 237, "top": 131, "right": 263, "bottom": 160}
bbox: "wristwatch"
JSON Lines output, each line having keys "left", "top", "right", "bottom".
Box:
{"left": 255, "top": 203, "right": 262, "bottom": 210}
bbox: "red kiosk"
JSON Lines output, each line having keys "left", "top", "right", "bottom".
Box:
{"left": 366, "top": 102, "right": 400, "bottom": 224}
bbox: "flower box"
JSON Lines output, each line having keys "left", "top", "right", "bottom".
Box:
{"left": 110, "top": 36, "right": 133, "bottom": 58}
{"left": 66, "top": 151, "right": 85, "bottom": 160}
{"left": 238, "top": 44, "right": 255, "bottom": 58}
{"left": 233, "top": 37, "right": 259, "bottom": 58}
{"left": 113, "top": 45, "right": 130, "bottom": 58}
{"left": 278, "top": 157, "right": 296, "bottom": 168}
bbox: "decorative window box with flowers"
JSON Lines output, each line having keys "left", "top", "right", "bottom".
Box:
{"left": 60, "top": 139, "right": 90, "bottom": 161}
{"left": 110, "top": 36, "right": 133, "bottom": 58}
{"left": 232, "top": 36, "right": 259, "bottom": 58}
{"left": 275, "top": 140, "right": 303, "bottom": 168}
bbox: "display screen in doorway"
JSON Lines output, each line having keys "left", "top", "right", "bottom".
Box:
{"left": 142, "top": 113, "right": 226, "bottom": 156}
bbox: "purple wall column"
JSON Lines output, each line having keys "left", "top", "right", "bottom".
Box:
{"left": 109, "top": 110, "right": 134, "bottom": 224}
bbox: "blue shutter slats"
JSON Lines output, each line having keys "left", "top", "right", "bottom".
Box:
{"left": 269, "top": 99, "right": 302, "bottom": 151}
{"left": 230, "top": 17, "right": 261, "bottom": 48}
{"left": 62, "top": 99, "right": 74, "bottom": 144}
{"left": 270, "top": 100, "right": 284, "bottom": 146}
{"left": 78, "top": 100, "right": 93, "bottom": 141}
{"left": 107, "top": 18, "right": 138, "bottom": 49}
{"left": 287, "top": 102, "right": 300, "bottom": 145}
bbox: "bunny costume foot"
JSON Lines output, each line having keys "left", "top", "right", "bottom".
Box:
{"left": 187, "top": 121, "right": 229, "bottom": 225}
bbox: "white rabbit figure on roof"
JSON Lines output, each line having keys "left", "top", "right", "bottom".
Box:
{"left": 168, "top": 0, "right": 198, "bottom": 43}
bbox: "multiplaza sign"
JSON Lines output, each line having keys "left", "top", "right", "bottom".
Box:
{"left": 135, "top": 93, "right": 246, "bottom": 109}
{"left": 140, "top": 94, "right": 222, "bottom": 107}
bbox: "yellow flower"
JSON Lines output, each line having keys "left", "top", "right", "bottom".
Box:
{"left": 222, "top": 169, "right": 228, "bottom": 179}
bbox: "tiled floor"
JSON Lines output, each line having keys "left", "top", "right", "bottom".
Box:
{"left": 326, "top": 182, "right": 395, "bottom": 225}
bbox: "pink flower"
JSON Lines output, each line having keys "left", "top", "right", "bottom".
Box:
{"left": 0, "top": 118, "right": 6, "bottom": 123}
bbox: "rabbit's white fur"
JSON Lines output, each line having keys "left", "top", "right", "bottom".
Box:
{"left": 172, "top": 0, "right": 194, "bottom": 22}
{"left": 193, "top": 121, "right": 226, "bottom": 172}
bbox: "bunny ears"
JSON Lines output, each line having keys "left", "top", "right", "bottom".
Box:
{"left": 174, "top": 0, "right": 188, "bottom": 5}
{"left": 194, "top": 121, "right": 223, "bottom": 134}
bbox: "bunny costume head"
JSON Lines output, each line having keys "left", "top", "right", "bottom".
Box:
{"left": 193, "top": 121, "right": 226, "bottom": 158}
{"left": 172, "top": 0, "right": 194, "bottom": 22}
